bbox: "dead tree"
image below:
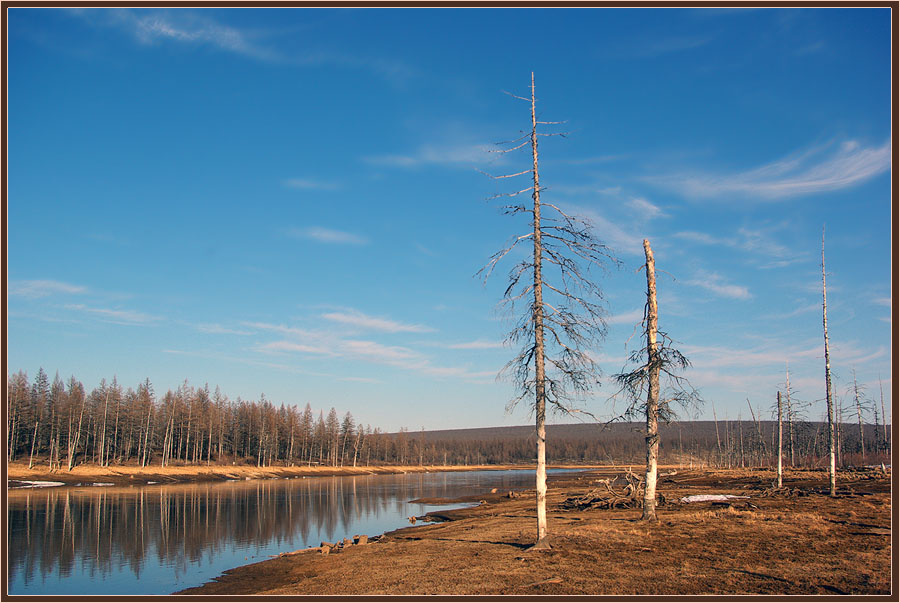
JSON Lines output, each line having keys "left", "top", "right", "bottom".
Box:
{"left": 480, "top": 73, "right": 617, "bottom": 548}
{"left": 785, "top": 363, "right": 794, "bottom": 466}
{"left": 610, "top": 239, "right": 700, "bottom": 521}
{"left": 776, "top": 391, "right": 783, "bottom": 488}
{"left": 821, "top": 226, "right": 836, "bottom": 496}
{"left": 712, "top": 403, "right": 722, "bottom": 467}
{"left": 879, "top": 376, "right": 888, "bottom": 454}
{"left": 851, "top": 370, "right": 868, "bottom": 462}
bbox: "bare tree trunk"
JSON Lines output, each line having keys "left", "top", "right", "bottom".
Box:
{"left": 880, "top": 377, "right": 888, "bottom": 453}
{"left": 529, "top": 72, "right": 550, "bottom": 550}
{"left": 712, "top": 403, "right": 721, "bottom": 467}
{"left": 7, "top": 386, "right": 19, "bottom": 463}
{"left": 67, "top": 395, "right": 86, "bottom": 471}
{"left": 786, "top": 363, "right": 795, "bottom": 467}
{"left": 28, "top": 420, "right": 39, "bottom": 469}
{"left": 642, "top": 239, "right": 660, "bottom": 521}
{"left": 99, "top": 389, "right": 110, "bottom": 467}
{"left": 110, "top": 394, "right": 120, "bottom": 466}
{"left": 853, "top": 371, "right": 865, "bottom": 461}
{"left": 207, "top": 415, "right": 214, "bottom": 466}
{"left": 747, "top": 399, "right": 767, "bottom": 465}
{"left": 777, "top": 391, "right": 783, "bottom": 488}
{"left": 141, "top": 404, "right": 152, "bottom": 467}
{"left": 822, "top": 226, "right": 836, "bottom": 496}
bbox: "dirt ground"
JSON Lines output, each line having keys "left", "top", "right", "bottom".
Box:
{"left": 175, "top": 467, "right": 893, "bottom": 596}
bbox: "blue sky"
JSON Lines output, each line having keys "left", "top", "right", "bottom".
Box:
{"left": 7, "top": 7, "right": 892, "bottom": 431}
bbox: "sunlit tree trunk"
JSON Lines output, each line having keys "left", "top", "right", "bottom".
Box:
{"left": 642, "top": 239, "right": 660, "bottom": 521}
{"left": 786, "top": 364, "right": 795, "bottom": 467}
{"left": 853, "top": 371, "right": 865, "bottom": 461}
{"left": 880, "top": 377, "right": 888, "bottom": 454}
{"left": 528, "top": 72, "right": 550, "bottom": 550}
{"left": 777, "top": 391, "right": 783, "bottom": 488}
{"left": 822, "top": 226, "right": 836, "bottom": 496}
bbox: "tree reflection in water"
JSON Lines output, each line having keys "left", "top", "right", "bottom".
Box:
{"left": 7, "top": 469, "right": 540, "bottom": 595}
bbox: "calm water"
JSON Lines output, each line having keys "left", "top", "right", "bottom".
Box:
{"left": 7, "top": 469, "right": 553, "bottom": 595}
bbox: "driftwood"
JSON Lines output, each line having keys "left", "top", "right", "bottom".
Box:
{"left": 560, "top": 470, "right": 668, "bottom": 510}
{"left": 315, "top": 535, "right": 371, "bottom": 554}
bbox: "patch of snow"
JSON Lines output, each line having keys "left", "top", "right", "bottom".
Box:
{"left": 92, "top": 483, "right": 115, "bottom": 486}
{"left": 146, "top": 481, "right": 158, "bottom": 485}
{"left": 679, "top": 494, "right": 750, "bottom": 504}
{"left": 11, "top": 480, "right": 65, "bottom": 489}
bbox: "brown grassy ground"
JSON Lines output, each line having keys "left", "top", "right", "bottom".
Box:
{"left": 6, "top": 460, "right": 607, "bottom": 487}
{"left": 177, "top": 467, "right": 893, "bottom": 596}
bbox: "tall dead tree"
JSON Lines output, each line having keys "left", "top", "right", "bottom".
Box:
{"left": 821, "top": 226, "right": 836, "bottom": 496}
{"left": 879, "top": 376, "right": 888, "bottom": 453}
{"left": 852, "top": 370, "right": 866, "bottom": 461}
{"left": 712, "top": 403, "right": 722, "bottom": 467}
{"left": 776, "top": 391, "right": 783, "bottom": 488}
{"left": 611, "top": 239, "right": 700, "bottom": 521}
{"left": 481, "top": 73, "right": 617, "bottom": 548}
{"left": 641, "top": 239, "right": 661, "bottom": 519}
{"left": 785, "top": 363, "right": 795, "bottom": 466}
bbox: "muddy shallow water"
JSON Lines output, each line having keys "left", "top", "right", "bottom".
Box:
{"left": 7, "top": 468, "right": 561, "bottom": 596}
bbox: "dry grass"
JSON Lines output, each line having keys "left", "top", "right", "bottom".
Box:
{"left": 177, "top": 468, "right": 892, "bottom": 596}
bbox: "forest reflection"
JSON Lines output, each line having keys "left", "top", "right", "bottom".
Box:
{"left": 8, "top": 471, "right": 529, "bottom": 594}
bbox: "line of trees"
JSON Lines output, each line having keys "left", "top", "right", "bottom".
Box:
{"left": 7, "top": 369, "right": 889, "bottom": 472}
{"left": 6, "top": 369, "right": 418, "bottom": 471}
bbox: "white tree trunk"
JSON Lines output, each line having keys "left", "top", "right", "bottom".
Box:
{"left": 777, "top": 391, "right": 783, "bottom": 488}
{"left": 529, "top": 72, "right": 550, "bottom": 550}
{"left": 822, "top": 226, "right": 836, "bottom": 496}
{"left": 642, "top": 239, "right": 660, "bottom": 521}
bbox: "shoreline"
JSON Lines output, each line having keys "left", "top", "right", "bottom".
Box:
{"left": 175, "top": 467, "right": 891, "bottom": 596}
{"left": 5, "top": 460, "right": 612, "bottom": 488}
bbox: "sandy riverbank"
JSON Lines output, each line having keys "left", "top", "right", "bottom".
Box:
{"left": 6, "top": 461, "right": 608, "bottom": 487}
{"left": 176, "top": 467, "right": 892, "bottom": 596}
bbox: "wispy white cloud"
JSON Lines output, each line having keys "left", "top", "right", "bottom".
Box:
{"left": 288, "top": 226, "right": 368, "bottom": 245}
{"left": 550, "top": 155, "right": 627, "bottom": 166}
{"left": 196, "top": 323, "right": 253, "bottom": 336}
{"left": 605, "top": 33, "right": 715, "bottom": 60}
{"left": 607, "top": 309, "right": 644, "bottom": 325}
{"left": 65, "top": 8, "right": 415, "bottom": 81}
{"left": 283, "top": 178, "right": 340, "bottom": 191}
{"left": 446, "top": 340, "right": 505, "bottom": 350}
{"left": 363, "top": 143, "right": 492, "bottom": 168}
{"left": 254, "top": 318, "right": 494, "bottom": 382}
{"left": 674, "top": 223, "right": 806, "bottom": 268}
{"left": 626, "top": 198, "right": 667, "bottom": 220}
{"left": 686, "top": 270, "right": 751, "bottom": 300}
{"left": 762, "top": 303, "right": 820, "bottom": 320}
{"left": 242, "top": 321, "right": 319, "bottom": 338}
{"left": 342, "top": 339, "right": 420, "bottom": 362}
{"left": 321, "top": 309, "right": 434, "bottom": 333}
{"left": 576, "top": 208, "right": 645, "bottom": 256}
{"left": 655, "top": 139, "right": 890, "bottom": 200}
{"left": 551, "top": 184, "right": 623, "bottom": 197}
{"left": 261, "top": 340, "right": 335, "bottom": 356}
{"left": 67, "top": 8, "right": 279, "bottom": 61}
{"left": 873, "top": 297, "right": 891, "bottom": 307}
{"left": 340, "top": 376, "right": 382, "bottom": 384}
{"left": 10, "top": 280, "right": 88, "bottom": 298}
{"left": 65, "top": 304, "right": 162, "bottom": 325}
{"left": 634, "top": 35, "right": 715, "bottom": 58}
{"left": 683, "top": 341, "right": 821, "bottom": 371}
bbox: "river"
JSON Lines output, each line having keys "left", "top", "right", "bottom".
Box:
{"left": 7, "top": 469, "right": 558, "bottom": 596}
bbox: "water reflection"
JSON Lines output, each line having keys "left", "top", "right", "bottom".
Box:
{"left": 7, "top": 469, "right": 542, "bottom": 595}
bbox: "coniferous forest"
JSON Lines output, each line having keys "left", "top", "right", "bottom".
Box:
{"left": 7, "top": 368, "right": 890, "bottom": 471}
